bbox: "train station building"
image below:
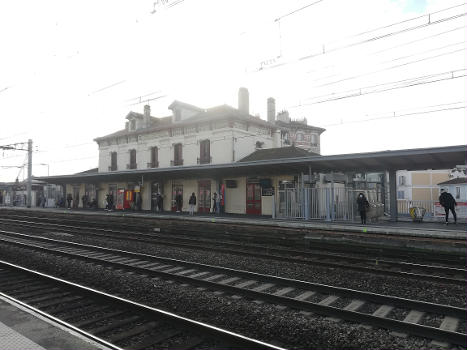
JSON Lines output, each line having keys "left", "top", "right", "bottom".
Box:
{"left": 36, "top": 88, "right": 467, "bottom": 222}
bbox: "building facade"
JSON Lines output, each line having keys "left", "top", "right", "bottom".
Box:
{"left": 70, "top": 88, "right": 326, "bottom": 214}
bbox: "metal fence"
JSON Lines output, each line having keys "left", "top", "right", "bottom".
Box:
{"left": 397, "top": 200, "right": 436, "bottom": 217}
{"left": 277, "top": 187, "right": 383, "bottom": 221}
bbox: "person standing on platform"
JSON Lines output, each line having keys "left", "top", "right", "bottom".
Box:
{"left": 188, "top": 192, "right": 196, "bottom": 216}
{"left": 439, "top": 189, "right": 457, "bottom": 225}
{"left": 212, "top": 192, "right": 218, "bottom": 214}
{"left": 356, "top": 192, "right": 369, "bottom": 225}
{"left": 108, "top": 193, "right": 114, "bottom": 211}
{"left": 156, "top": 193, "right": 163, "bottom": 212}
{"left": 66, "top": 193, "right": 72, "bottom": 209}
{"left": 175, "top": 191, "right": 183, "bottom": 212}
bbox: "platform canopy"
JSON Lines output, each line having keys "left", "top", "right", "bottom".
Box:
{"left": 38, "top": 145, "right": 467, "bottom": 184}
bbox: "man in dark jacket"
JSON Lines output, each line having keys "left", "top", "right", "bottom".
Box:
{"left": 439, "top": 189, "right": 457, "bottom": 225}
{"left": 188, "top": 192, "right": 196, "bottom": 216}
{"left": 356, "top": 192, "right": 369, "bottom": 225}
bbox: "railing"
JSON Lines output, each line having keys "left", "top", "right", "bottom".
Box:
{"left": 277, "top": 187, "right": 383, "bottom": 222}
{"left": 147, "top": 161, "right": 159, "bottom": 168}
{"left": 126, "top": 163, "right": 137, "bottom": 170}
{"left": 197, "top": 156, "right": 212, "bottom": 164}
{"left": 108, "top": 165, "right": 117, "bottom": 171}
{"left": 171, "top": 159, "right": 183, "bottom": 166}
{"left": 397, "top": 199, "right": 435, "bottom": 217}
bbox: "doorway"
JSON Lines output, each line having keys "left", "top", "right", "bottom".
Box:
{"left": 246, "top": 183, "right": 261, "bottom": 215}
{"left": 198, "top": 180, "right": 211, "bottom": 213}
{"left": 171, "top": 183, "right": 183, "bottom": 212}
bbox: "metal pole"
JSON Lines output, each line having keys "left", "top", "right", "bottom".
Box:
{"left": 27, "top": 139, "right": 32, "bottom": 208}
{"left": 389, "top": 169, "right": 398, "bottom": 221}
{"left": 300, "top": 172, "right": 305, "bottom": 219}
{"left": 272, "top": 190, "right": 276, "bottom": 219}
{"left": 330, "top": 171, "right": 335, "bottom": 221}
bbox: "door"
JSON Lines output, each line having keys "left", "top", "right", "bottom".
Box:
{"left": 116, "top": 189, "right": 125, "bottom": 210}
{"left": 246, "top": 183, "right": 261, "bottom": 215}
{"left": 171, "top": 183, "right": 183, "bottom": 211}
{"left": 198, "top": 180, "right": 211, "bottom": 213}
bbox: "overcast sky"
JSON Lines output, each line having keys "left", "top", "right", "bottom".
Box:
{"left": 1, "top": 0, "right": 465, "bottom": 181}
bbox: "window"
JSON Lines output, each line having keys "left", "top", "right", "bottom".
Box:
{"left": 296, "top": 132, "right": 304, "bottom": 141}
{"left": 110, "top": 152, "right": 117, "bottom": 171}
{"left": 172, "top": 143, "right": 183, "bottom": 166}
{"left": 398, "top": 175, "right": 406, "bottom": 186}
{"left": 199, "top": 139, "right": 211, "bottom": 164}
{"left": 456, "top": 186, "right": 460, "bottom": 199}
{"left": 311, "top": 134, "right": 317, "bottom": 146}
{"left": 129, "top": 149, "right": 137, "bottom": 169}
{"left": 149, "top": 146, "right": 158, "bottom": 168}
{"left": 130, "top": 119, "right": 136, "bottom": 131}
{"left": 174, "top": 110, "right": 181, "bottom": 122}
{"left": 397, "top": 191, "right": 405, "bottom": 199}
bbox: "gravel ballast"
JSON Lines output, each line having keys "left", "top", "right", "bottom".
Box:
{"left": 0, "top": 243, "right": 464, "bottom": 350}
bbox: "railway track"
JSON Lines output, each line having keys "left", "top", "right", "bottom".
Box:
{"left": 0, "top": 260, "right": 284, "bottom": 350}
{"left": 0, "top": 211, "right": 465, "bottom": 267}
{"left": 0, "top": 218, "right": 465, "bottom": 285}
{"left": 0, "top": 230, "right": 465, "bottom": 347}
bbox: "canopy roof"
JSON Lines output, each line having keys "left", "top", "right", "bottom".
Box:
{"left": 37, "top": 145, "right": 467, "bottom": 184}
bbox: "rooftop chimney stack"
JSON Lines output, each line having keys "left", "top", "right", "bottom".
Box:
{"left": 143, "top": 104, "right": 151, "bottom": 127}
{"left": 267, "top": 97, "right": 276, "bottom": 123}
{"left": 238, "top": 87, "right": 249, "bottom": 115}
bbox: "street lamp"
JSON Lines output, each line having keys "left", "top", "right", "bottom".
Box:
{"left": 39, "top": 163, "right": 49, "bottom": 176}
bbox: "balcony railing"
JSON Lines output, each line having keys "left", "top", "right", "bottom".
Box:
{"left": 126, "top": 163, "right": 137, "bottom": 170}
{"left": 171, "top": 159, "right": 183, "bottom": 166}
{"left": 108, "top": 165, "right": 117, "bottom": 171}
{"left": 147, "top": 161, "right": 159, "bottom": 168}
{"left": 197, "top": 156, "right": 212, "bottom": 165}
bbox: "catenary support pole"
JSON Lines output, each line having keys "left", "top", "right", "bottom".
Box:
{"left": 27, "top": 139, "right": 32, "bottom": 208}
{"left": 389, "top": 169, "right": 397, "bottom": 221}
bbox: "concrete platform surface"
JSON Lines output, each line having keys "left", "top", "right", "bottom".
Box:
{"left": 0, "top": 295, "right": 111, "bottom": 350}
{"left": 2, "top": 206, "right": 464, "bottom": 240}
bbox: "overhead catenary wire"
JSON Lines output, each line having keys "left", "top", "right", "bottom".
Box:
{"left": 291, "top": 68, "right": 467, "bottom": 106}
{"left": 274, "top": 0, "right": 324, "bottom": 22}
{"left": 302, "top": 40, "right": 466, "bottom": 86}
{"left": 322, "top": 105, "right": 466, "bottom": 128}
{"left": 312, "top": 47, "right": 466, "bottom": 89}
{"left": 253, "top": 5, "right": 466, "bottom": 73}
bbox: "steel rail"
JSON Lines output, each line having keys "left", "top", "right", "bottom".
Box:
{"left": 1, "top": 230, "right": 465, "bottom": 317}
{"left": 0, "top": 259, "right": 286, "bottom": 350}
{"left": 1, "top": 213, "right": 465, "bottom": 265}
{"left": 0, "top": 232, "right": 465, "bottom": 346}
{"left": 0, "top": 219, "right": 465, "bottom": 285}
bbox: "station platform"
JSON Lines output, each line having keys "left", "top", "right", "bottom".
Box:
{"left": 1, "top": 207, "right": 466, "bottom": 256}
{"left": 0, "top": 295, "right": 110, "bottom": 350}
{"left": 1, "top": 206, "right": 465, "bottom": 240}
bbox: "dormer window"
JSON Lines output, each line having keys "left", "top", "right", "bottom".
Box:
{"left": 130, "top": 119, "right": 136, "bottom": 131}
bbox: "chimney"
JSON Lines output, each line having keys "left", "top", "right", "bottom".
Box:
{"left": 267, "top": 97, "right": 276, "bottom": 123}
{"left": 143, "top": 105, "right": 151, "bottom": 127}
{"left": 238, "top": 87, "right": 249, "bottom": 115}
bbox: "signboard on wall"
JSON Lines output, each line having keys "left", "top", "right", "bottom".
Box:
{"left": 434, "top": 202, "right": 467, "bottom": 218}
{"left": 262, "top": 187, "right": 274, "bottom": 196}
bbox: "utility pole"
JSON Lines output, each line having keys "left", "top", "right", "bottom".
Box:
{"left": 27, "top": 139, "right": 32, "bottom": 207}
